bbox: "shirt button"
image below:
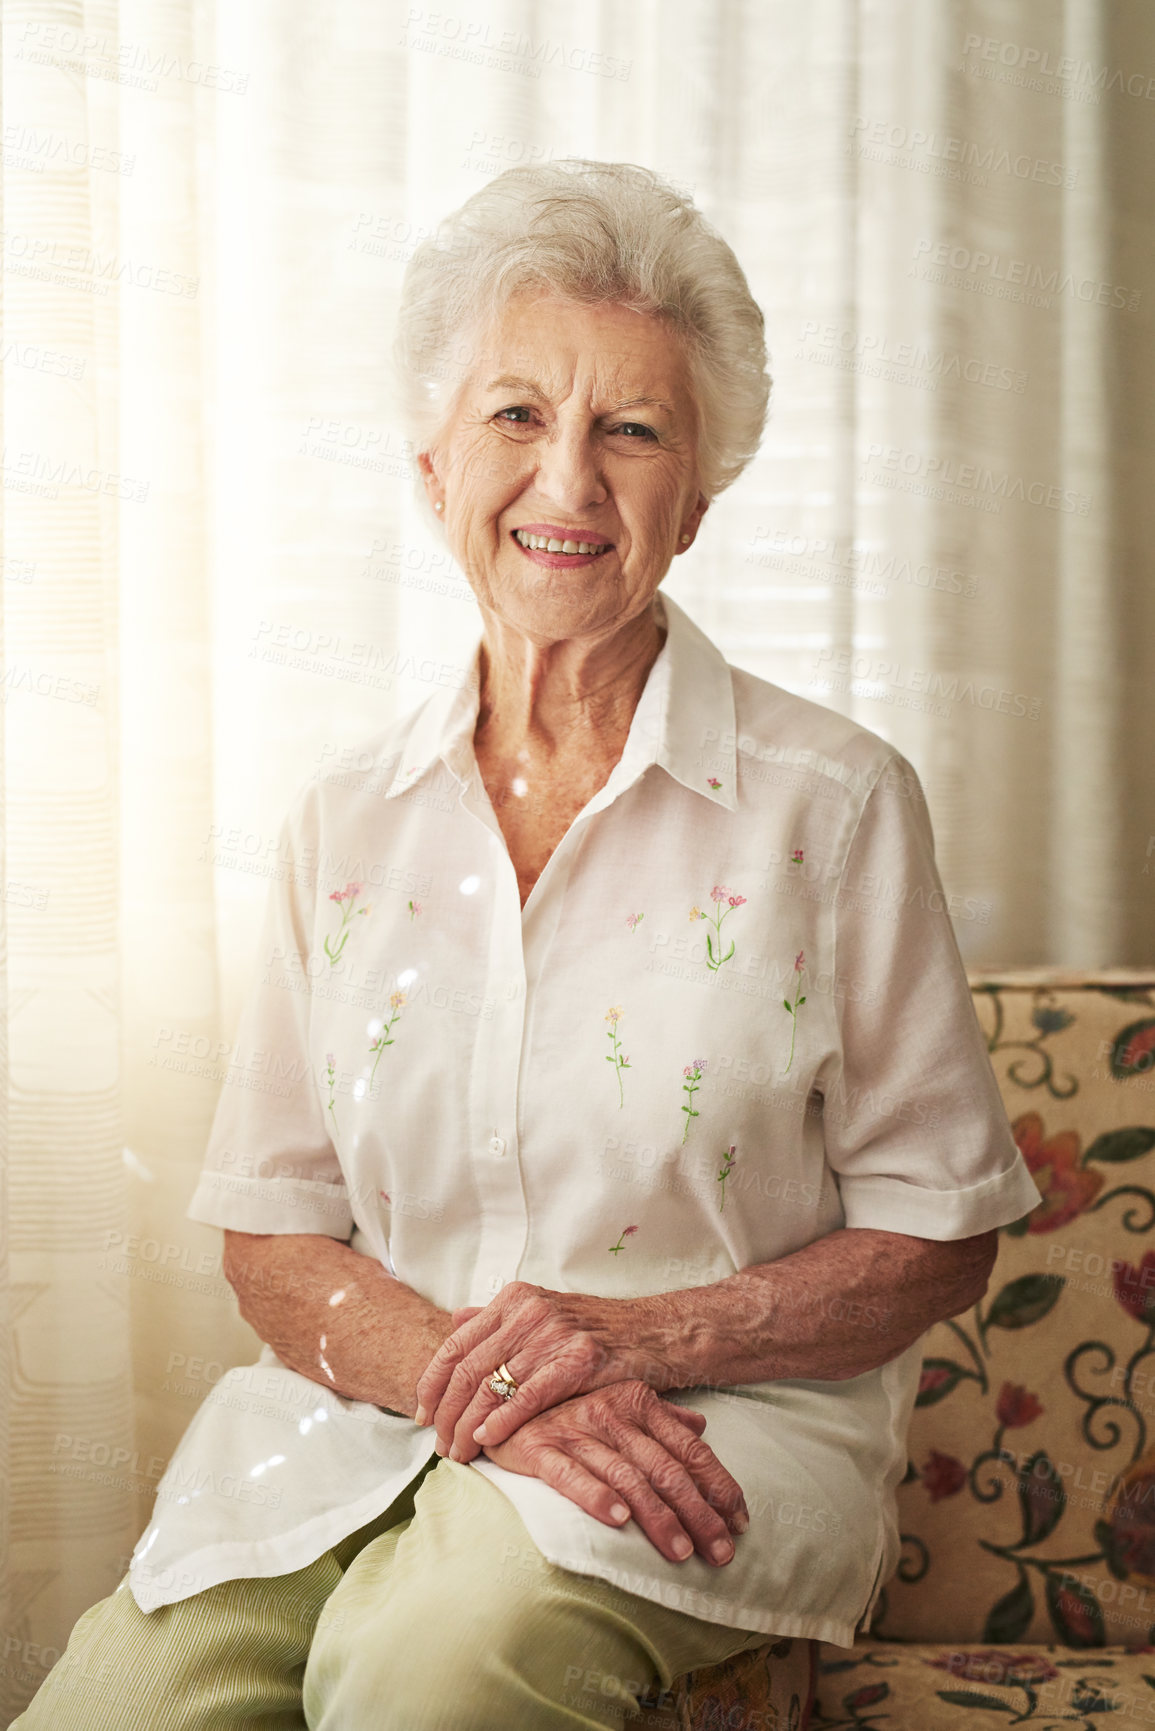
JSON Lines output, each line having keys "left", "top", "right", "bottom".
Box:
{"left": 489, "top": 1136, "right": 506, "bottom": 1156}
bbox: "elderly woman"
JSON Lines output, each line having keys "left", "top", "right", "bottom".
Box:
{"left": 17, "top": 160, "right": 1039, "bottom": 1731}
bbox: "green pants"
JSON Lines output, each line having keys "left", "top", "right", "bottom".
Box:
{"left": 12, "top": 1456, "right": 769, "bottom": 1729}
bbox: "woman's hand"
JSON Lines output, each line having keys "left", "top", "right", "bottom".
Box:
{"left": 413, "top": 1282, "right": 669, "bottom": 1463}
{"left": 478, "top": 1380, "right": 748, "bottom": 1568}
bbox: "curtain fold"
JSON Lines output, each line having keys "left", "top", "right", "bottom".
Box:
{"left": 2, "top": 4, "right": 137, "bottom": 1718}
{"left": 2, "top": 0, "right": 1152, "bottom": 1716}
{"left": 1050, "top": 0, "right": 1124, "bottom": 960}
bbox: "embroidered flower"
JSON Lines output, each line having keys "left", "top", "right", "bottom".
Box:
{"left": 680, "top": 1058, "right": 707, "bottom": 1145}
{"left": 605, "top": 1008, "right": 629, "bottom": 1106}
{"left": 791, "top": 848, "right": 804, "bottom": 865}
{"left": 626, "top": 912, "right": 644, "bottom": 932}
{"left": 323, "top": 1053, "right": 339, "bottom": 1133}
{"left": 692, "top": 886, "right": 747, "bottom": 972}
{"left": 707, "top": 777, "right": 721, "bottom": 790}
{"left": 408, "top": 899, "right": 422, "bottom": 920}
{"left": 609, "top": 1225, "right": 638, "bottom": 1255}
{"left": 717, "top": 1144, "right": 736, "bottom": 1210}
{"left": 324, "top": 883, "right": 369, "bottom": 965}
{"left": 782, "top": 951, "right": 807, "bottom": 1073}
{"left": 368, "top": 993, "right": 407, "bottom": 1085}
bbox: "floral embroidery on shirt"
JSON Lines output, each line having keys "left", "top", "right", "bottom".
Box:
{"left": 782, "top": 950, "right": 807, "bottom": 1073}
{"left": 323, "top": 1052, "right": 339, "bottom": 1135}
{"left": 690, "top": 885, "right": 747, "bottom": 972}
{"left": 369, "top": 991, "right": 407, "bottom": 1085}
{"left": 707, "top": 776, "right": 722, "bottom": 791}
{"left": 324, "top": 882, "right": 369, "bottom": 965}
{"left": 609, "top": 1224, "right": 638, "bottom": 1255}
{"left": 681, "top": 1057, "right": 708, "bottom": 1144}
{"left": 408, "top": 899, "right": 422, "bottom": 920}
{"left": 717, "top": 1144, "right": 736, "bottom": 1210}
{"left": 791, "top": 848, "right": 804, "bottom": 864}
{"left": 625, "top": 912, "right": 644, "bottom": 932}
{"left": 605, "top": 1007, "right": 629, "bottom": 1106}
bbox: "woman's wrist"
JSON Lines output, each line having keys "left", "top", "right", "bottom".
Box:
{"left": 225, "top": 1230, "right": 457, "bottom": 1416}
{"left": 601, "top": 1290, "right": 708, "bottom": 1393}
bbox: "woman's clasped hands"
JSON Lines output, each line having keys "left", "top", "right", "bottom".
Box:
{"left": 412, "top": 1281, "right": 748, "bottom": 1567}
{"left": 413, "top": 1280, "right": 652, "bottom": 1455}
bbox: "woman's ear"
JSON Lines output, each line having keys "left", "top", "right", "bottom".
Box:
{"left": 677, "top": 493, "right": 710, "bottom": 552}
{"left": 417, "top": 449, "right": 443, "bottom": 516}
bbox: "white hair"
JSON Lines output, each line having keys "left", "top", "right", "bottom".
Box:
{"left": 393, "top": 159, "right": 771, "bottom": 502}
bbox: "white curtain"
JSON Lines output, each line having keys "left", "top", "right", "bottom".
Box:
{"left": 2, "top": 0, "right": 1152, "bottom": 1715}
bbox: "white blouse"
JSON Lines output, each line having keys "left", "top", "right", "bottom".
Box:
{"left": 129, "top": 590, "right": 1039, "bottom": 1644}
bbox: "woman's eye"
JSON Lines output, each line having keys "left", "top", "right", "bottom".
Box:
{"left": 491, "top": 409, "right": 655, "bottom": 440}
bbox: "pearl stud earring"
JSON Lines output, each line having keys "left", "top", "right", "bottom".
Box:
{"left": 680, "top": 533, "right": 691, "bottom": 544}
{"left": 434, "top": 501, "right": 444, "bottom": 513}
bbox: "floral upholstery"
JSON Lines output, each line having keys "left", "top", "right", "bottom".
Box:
{"left": 813, "top": 1643, "right": 1155, "bottom": 1728}
{"left": 651, "top": 968, "right": 1155, "bottom": 1729}
{"left": 811, "top": 968, "right": 1155, "bottom": 1729}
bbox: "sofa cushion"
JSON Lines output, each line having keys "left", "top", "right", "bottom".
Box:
{"left": 873, "top": 973, "right": 1155, "bottom": 1649}
{"left": 815, "top": 1639, "right": 1155, "bottom": 1728}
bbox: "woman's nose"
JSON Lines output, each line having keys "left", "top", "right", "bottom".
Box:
{"left": 534, "top": 424, "right": 607, "bottom": 512}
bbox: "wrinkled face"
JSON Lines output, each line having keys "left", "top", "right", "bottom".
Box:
{"left": 418, "top": 294, "right": 708, "bottom": 644}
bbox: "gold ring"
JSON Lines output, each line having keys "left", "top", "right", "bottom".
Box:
{"left": 488, "top": 1362, "right": 518, "bottom": 1400}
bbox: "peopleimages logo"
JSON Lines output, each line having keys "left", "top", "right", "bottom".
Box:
{"left": 813, "top": 647, "right": 1042, "bottom": 720}
{"left": 399, "top": 8, "right": 631, "bottom": 80}
{"left": 795, "top": 319, "right": 1027, "bottom": 393}
{"left": 962, "top": 32, "right": 1155, "bottom": 102}
{"left": 848, "top": 116, "right": 1076, "bottom": 187}
{"left": 862, "top": 443, "right": 1092, "bottom": 516}
{"left": 912, "top": 239, "right": 1141, "bottom": 311}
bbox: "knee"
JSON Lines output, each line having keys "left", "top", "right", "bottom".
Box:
{"left": 12, "top": 1586, "right": 141, "bottom": 1728}
{"left": 309, "top": 1575, "right": 636, "bottom": 1729}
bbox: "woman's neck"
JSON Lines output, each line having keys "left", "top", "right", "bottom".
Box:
{"left": 473, "top": 603, "right": 666, "bottom": 765}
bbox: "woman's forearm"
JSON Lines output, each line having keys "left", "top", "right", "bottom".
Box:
{"left": 222, "top": 1229, "right": 455, "bottom": 1417}
{"left": 625, "top": 1227, "right": 998, "bottom": 1392}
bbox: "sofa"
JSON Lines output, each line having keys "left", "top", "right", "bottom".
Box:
{"left": 656, "top": 968, "right": 1155, "bottom": 1730}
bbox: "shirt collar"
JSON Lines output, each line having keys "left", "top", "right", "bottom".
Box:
{"left": 381, "top": 590, "right": 738, "bottom": 812}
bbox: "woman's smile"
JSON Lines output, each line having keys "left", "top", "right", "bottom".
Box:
{"left": 511, "top": 524, "right": 615, "bottom": 568}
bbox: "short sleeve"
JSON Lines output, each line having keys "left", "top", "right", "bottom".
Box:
{"left": 185, "top": 784, "right": 354, "bottom": 1240}
{"left": 818, "top": 753, "right": 1041, "bottom": 1239}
